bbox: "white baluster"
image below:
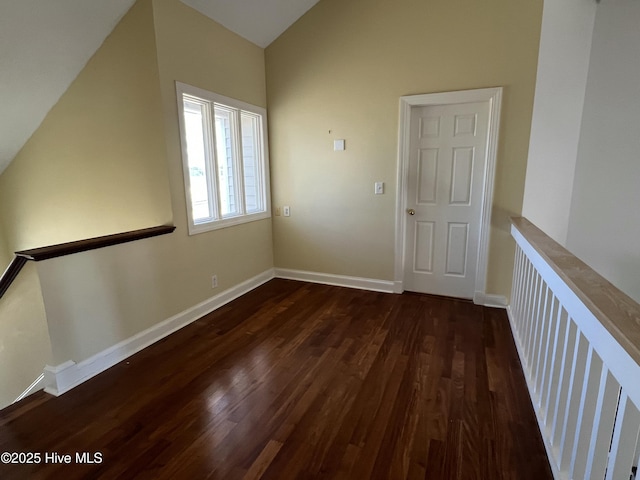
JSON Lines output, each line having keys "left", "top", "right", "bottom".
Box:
{"left": 606, "top": 392, "right": 640, "bottom": 480}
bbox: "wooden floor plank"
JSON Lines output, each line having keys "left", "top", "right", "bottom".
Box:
{"left": 0, "top": 279, "right": 553, "bottom": 479}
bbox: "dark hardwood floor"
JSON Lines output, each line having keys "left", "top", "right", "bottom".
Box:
{"left": 0, "top": 279, "right": 552, "bottom": 479}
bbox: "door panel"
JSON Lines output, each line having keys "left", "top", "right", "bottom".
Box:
{"left": 445, "top": 222, "right": 469, "bottom": 276}
{"left": 414, "top": 221, "right": 435, "bottom": 273}
{"left": 404, "top": 101, "right": 490, "bottom": 298}
{"left": 418, "top": 149, "right": 438, "bottom": 204}
{"left": 450, "top": 147, "right": 474, "bottom": 205}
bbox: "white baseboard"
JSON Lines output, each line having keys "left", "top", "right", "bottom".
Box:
{"left": 273, "top": 270, "right": 508, "bottom": 303}
{"left": 473, "top": 291, "right": 508, "bottom": 308}
{"left": 14, "top": 373, "right": 46, "bottom": 403}
{"left": 506, "top": 305, "right": 516, "bottom": 326}
{"left": 44, "top": 268, "right": 276, "bottom": 397}
{"left": 274, "top": 268, "right": 396, "bottom": 294}
{"left": 40, "top": 268, "right": 508, "bottom": 397}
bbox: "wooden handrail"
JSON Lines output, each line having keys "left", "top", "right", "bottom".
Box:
{"left": 509, "top": 217, "right": 640, "bottom": 478}
{"left": 511, "top": 216, "right": 640, "bottom": 366}
{"left": 0, "top": 225, "right": 175, "bottom": 299}
{"left": 15, "top": 225, "right": 176, "bottom": 261}
{"left": 0, "top": 256, "right": 28, "bottom": 299}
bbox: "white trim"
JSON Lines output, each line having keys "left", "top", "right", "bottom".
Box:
{"left": 39, "top": 265, "right": 507, "bottom": 398}
{"left": 474, "top": 291, "right": 508, "bottom": 308}
{"left": 44, "top": 361, "right": 77, "bottom": 397}
{"left": 274, "top": 268, "right": 396, "bottom": 294}
{"left": 394, "top": 87, "right": 503, "bottom": 304}
{"left": 177, "top": 82, "right": 267, "bottom": 113}
{"left": 190, "top": 211, "right": 272, "bottom": 234}
{"left": 43, "top": 269, "right": 276, "bottom": 397}
{"left": 175, "top": 81, "right": 272, "bottom": 236}
{"left": 13, "top": 373, "right": 45, "bottom": 403}
{"left": 505, "top": 305, "right": 562, "bottom": 480}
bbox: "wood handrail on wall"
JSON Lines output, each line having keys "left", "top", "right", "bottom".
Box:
{"left": 0, "top": 225, "right": 175, "bottom": 300}
{"left": 0, "top": 256, "right": 28, "bottom": 299}
{"left": 511, "top": 216, "right": 640, "bottom": 367}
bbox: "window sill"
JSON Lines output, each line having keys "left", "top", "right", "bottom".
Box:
{"left": 187, "top": 211, "right": 271, "bottom": 235}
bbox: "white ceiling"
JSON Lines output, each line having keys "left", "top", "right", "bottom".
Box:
{"left": 0, "top": 0, "right": 319, "bottom": 175}
{"left": 180, "top": 0, "right": 320, "bottom": 48}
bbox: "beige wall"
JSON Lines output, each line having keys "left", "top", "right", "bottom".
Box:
{"left": 0, "top": 263, "right": 51, "bottom": 408}
{"left": 522, "top": 0, "right": 596, "bottom": 245}
{"left": 0, "top": 0, "right": 273, "bottom": 366}
{"left": 567, "top": 0, "right": 640, "bottom": 303}
{"left": 152, "top": 0, "right": 267, "bottom": 109}
{"left": 266, "top": 0, "right": 542, "bottom": 298}
{"left": 0, "top": 0, "right": 172, "bottom": 254}
{"left": 150, "top": 0, "right": 273, "bottom": 304}
{"left": 37, "top": 233, "right": 178, "bottom": 365}
{"left": 0, "top": 215, "right": 10, "bottom": 271}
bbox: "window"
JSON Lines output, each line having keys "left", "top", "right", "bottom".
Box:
{"left": 176, "top": 82, "right": 270, "bottom": 234}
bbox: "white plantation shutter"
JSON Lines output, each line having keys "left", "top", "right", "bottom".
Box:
{"left": 176, "top": 82, "right": 270, "bottom": 234}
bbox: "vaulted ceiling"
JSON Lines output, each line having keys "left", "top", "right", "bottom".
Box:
{"left": 180, "top": 0, "right": 320, "bottom": 48}
{"left": 0, "top": 0, "right": 137, "bottom": 174}
{"left": 0, "top": 0, "right": 321, "bottom": 174}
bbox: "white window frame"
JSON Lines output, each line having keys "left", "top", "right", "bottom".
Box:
{"left": 176, "top": 81, "right": 271, "bottom": 235}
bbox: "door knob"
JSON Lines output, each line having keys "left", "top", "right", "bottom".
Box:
{"left": 407, "top": 208, "right": 416, "bottom": 215}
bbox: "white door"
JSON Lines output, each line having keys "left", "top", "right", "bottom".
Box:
{"left": 403, "top": 101, "right": 490, "bottom": 298}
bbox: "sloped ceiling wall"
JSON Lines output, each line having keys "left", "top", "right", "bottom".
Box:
{"left": 0, "top": 0, "right": 136, "bottom": 174}
{"left": 0, "top": 0, "right": 320, "bottom": 175}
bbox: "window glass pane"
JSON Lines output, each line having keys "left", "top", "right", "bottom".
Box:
{"left": 241, "top": 113, "right": 262, "bottom": 213}
{"left": 183, "top": 99, "right": 213, "bottom": 222}
{"left": 178, "top": 83, "right": 270, "bottom": 234}
{"left": 214, "top": 107, "right": 239, "bottom": 217}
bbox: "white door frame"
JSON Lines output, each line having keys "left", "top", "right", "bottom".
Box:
{"left": 393, "top": 87, "right": 503, "bottom": 304}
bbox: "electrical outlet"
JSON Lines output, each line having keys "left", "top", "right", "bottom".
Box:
{"left": 212, "top": 275, "right": 218, "bottom": 289}
{"left": 283, "top": 206, "right": 290, "bottom": 217}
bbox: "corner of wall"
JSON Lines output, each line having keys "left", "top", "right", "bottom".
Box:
{"left": 0, "top": 262, "right": 52, "bottom": 409}
{"left": 522, "top": 0, "right": 597, "bottom": 246}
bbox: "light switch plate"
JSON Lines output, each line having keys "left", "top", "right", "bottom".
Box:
{"left": 333, "top": 139, "right": 345, "bottom": 151}
{"left": 374, "top": 182, "right": 384, "bottom": 195}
